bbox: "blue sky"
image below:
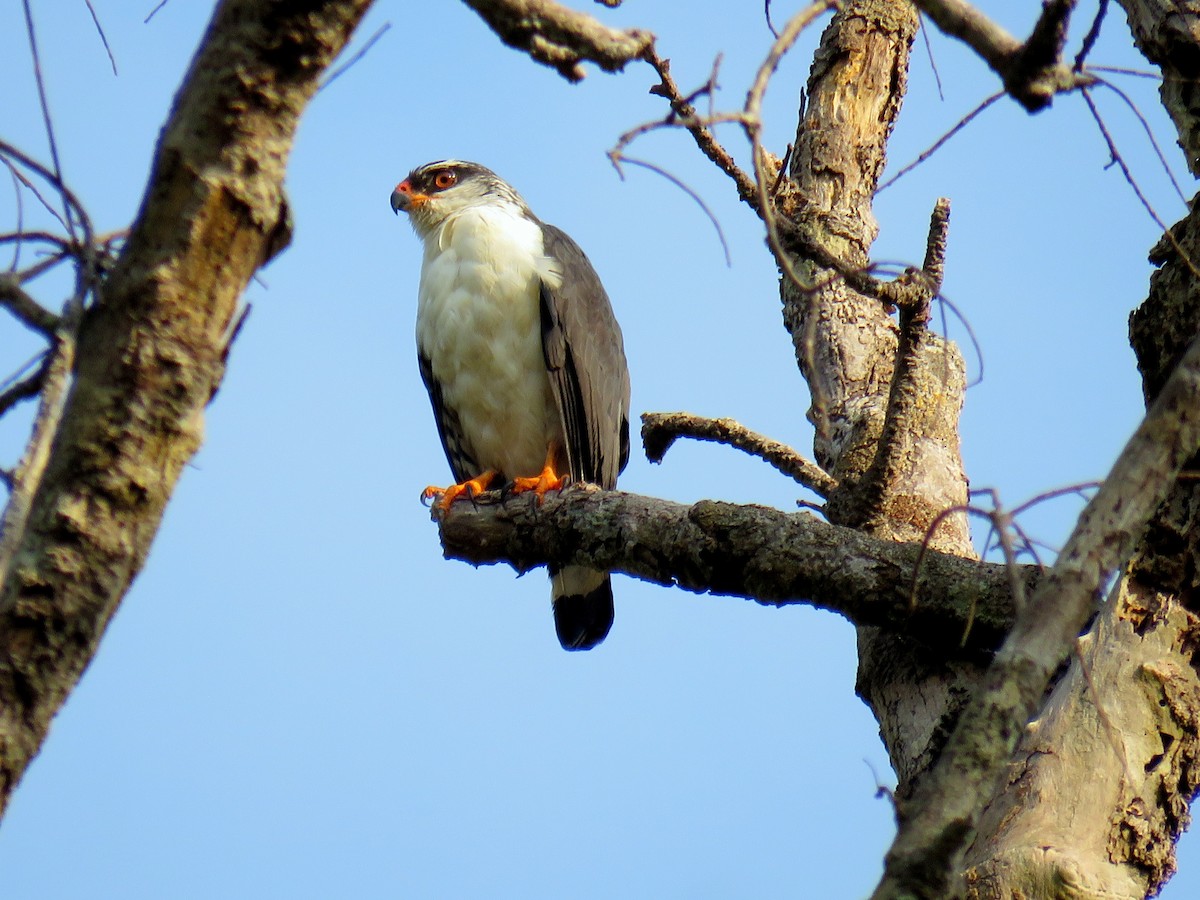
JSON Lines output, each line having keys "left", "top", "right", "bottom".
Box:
{"left": 0, "top": 1, "right": 1195, "bottom": 897}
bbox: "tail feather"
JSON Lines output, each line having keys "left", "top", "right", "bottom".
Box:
{"left": 551, "top": 566, "right": 614, "bottom": 651}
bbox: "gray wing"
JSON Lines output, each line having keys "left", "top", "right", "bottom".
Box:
{"left": 538, "top": 223, "right": 630, "bottom": 490}
{"left": 418, "top": 350, "right": 477, "bottom": 485}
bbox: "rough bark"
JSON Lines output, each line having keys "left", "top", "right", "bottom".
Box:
{"left": 0, "top": 0, "right": 371, "bottom": 814}
{"left": 949, "top": 4, "right": 1200, "bottom": 897}
{"left": 1117, "top": 0, "right": 1200, "bottom": 179}
{"left": 780, "top": 0, "right": 980, "bottom": 807}
{"left": 877, "top": 325, "right": 1200, "bottom": 898}
{"left": 461, "top": 0, "right": 653, "bottom": 82}
{"left": 436, "top": 486, "right": 1025, "bottom": 651}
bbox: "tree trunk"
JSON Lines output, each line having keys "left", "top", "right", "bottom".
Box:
{"left": 0, "top": 0, "right": 371, "bottom": 814}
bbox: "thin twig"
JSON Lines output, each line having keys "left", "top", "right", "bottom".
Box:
{"left": 83, "top": 0, "right": 119, "bottom": 75}
{"left": 319, "top": 22, "right": 390, "bottom": 91}
{"left": 878, "top": 91, "right": 1003, "bottom": 192}
{"left": 1073, "top": 0, "right": 1107, "bottom": 72}
{"left": 144, "top": 0, "right": 170, "bottom": 24}
{"left": 1094, "top": 76, "right": 1186, "bottom": 204}
{"left": 918, "top": 13, "right": 946, "bottom": 102}
{"left": 22, "top": 0, "right": 76, "bottom": 240}
{"left": 1088, "top": 64, "right": 1159, "bottom": 80}
{"left": 634, "top": 49, "right": 762, "bottom": 213}
{"left": 934, "top": 292, "right": 985, "bottom": 387}
{"left": 7, "top": 165, "right": 23, "bottom": 272}
{"left": 609, "top": 156, "right": 732, "bottom": 265}
{"left": 0, "top": 140, "right": 94, "bottom": 249}
{"left": 1081, "top": 86, "right": 1200, "bottom": 278}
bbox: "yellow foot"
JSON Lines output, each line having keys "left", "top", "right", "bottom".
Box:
{"left": 422, "top": 470, "right": 498, "bottom": 513}
{"left": 509, "top": 464, "right": 567, "bottom": 503}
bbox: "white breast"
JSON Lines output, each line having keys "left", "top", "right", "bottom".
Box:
{"left": 416, "top": 205, "right": 562, "bottom": 480}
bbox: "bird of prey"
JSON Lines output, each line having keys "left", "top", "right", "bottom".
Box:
{"left": 391, "top": 160, "right": 630, "bottom": 651}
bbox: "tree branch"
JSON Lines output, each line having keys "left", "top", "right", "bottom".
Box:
{"left": 913, "top": 0, "right": 1094, "bottom": 110}
{"left": 640, "top": 411, "right": 838, "bottom": 498}
{"left": 461, "top": 0, "right": 652, "bottom": 82}
{"left": 0, "top": 273, "right": 59, "bottom": 336}
{"left": 436, "top": 485, "right": 1025, "bottom": 653}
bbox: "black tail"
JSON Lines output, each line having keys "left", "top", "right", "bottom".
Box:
{"left": 551, "top": 567, "right": 614, "bottom": 651}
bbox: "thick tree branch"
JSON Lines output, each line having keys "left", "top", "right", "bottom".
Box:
{"left": 0, "top": 0, "right": 371, "bottom": 815}
{"left": 436, "top": 485, "right": 1025, "bottom": 653}
{"left": 873, "top": 329, "right": 1200, "bottom": 898}
{"left": 462, "top": 0, "right": 652, "bottom": 82}
{"left": 913, "top": 0, "right": 1094, "bottom": 110}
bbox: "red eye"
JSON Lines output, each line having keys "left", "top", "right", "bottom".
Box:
{"left": 434, "top": 171, "right": 457, "bottom": 190}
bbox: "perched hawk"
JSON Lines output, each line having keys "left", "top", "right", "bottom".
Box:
{"left": 391, "top": 160, "right": 631, "bottom": 651}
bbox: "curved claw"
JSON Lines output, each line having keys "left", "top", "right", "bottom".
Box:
{"left": 423, "top": 470, "right": 498, "bottom": 513}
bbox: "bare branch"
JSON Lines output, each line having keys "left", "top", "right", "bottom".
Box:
{"left": 1073, "top": 0, "right": 1108, "bottom": 71}
{"left": 632, "top": 49, "right": 761, "bottom": 213}
{"left": 462, "top": 0, "right": 652, "bottom": 82}
{"left": 319, "top": 22, "right": 390, "bottom": 91}
{"left": 912, "top": 0, "right": 1094, "bottom": 110}
{"left": 435, "top": 485, "right": 1024, "bottom": 652}
{"left": 0, "top": 365, "right": 45, "bottom": 419}
{"left": 83, "top": 0, "right": 119, "bottom": 76}
{"left": 640, "top": 411, "right": 838, "bottom": 498}
{"left": 848, "top": 201, "right": 950, "bottom": 529}
{"left": 0, "top": 273, "right": 59, "bottom": 336}
{"left": 880, "top": 92, "right": 1003, "bottom": 192}
{"left": 1081, "top": 86, "right": 1198, "bottom": 278}
{"left": 21, "top": 0, "right": 76, "bottom": 240}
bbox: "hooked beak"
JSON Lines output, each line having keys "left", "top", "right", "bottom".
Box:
{"left": 390, "top": 180, "right": 427, "bottom": 214}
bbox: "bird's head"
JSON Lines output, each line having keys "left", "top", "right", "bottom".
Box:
{"left": 391, "top": 160, "right": 526, "bottom": 238}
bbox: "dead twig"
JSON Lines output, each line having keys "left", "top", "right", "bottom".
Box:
{"left": 918, "top": 13, "right": 946, "bottom": 102}
{"left": 22, "top": 0, "right": 76, "bottom": 241}
{"left": 320, "top": 22, "right": 390, "bottom": 91}
{"left": 0, "top": 362, "right": 46, "bottom": 419}
{"left": 1081, "top": 86, "right": 1199, "bottom": 279}
{"left": 629, "top": 49, "right": 761, "bottom": 213}
{"left": 641, "top": 411, "right": 838, "bottom": 498}
{"left": 83, "top": 0, "right": 119, "bottom": 76}
{"left": 608, "top": 156, "right": 731, "bottom": 265}
{"left": 879, "top": 91, "right": 1003, "bottom": 192}
{"left": 850, "top": 200, "right": 950, "bottom": 529}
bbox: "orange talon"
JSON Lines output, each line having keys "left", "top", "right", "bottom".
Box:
{"left": 510, "top": 458, "right": 568, "bottom": 503}
{"left": 423, "top": 470, "right": 498, "bottom": 513}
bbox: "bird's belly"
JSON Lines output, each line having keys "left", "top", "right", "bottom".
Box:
{"left": 417, "top": 256, "right": 559, "bottom": 480}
